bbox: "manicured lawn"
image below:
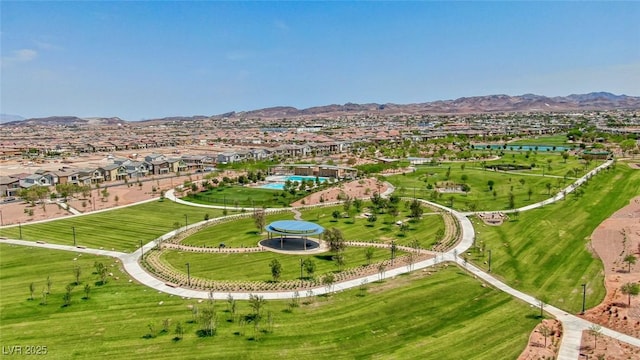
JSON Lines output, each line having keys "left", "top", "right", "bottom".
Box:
{"left": 0, "top": 201, "right": 225, "bottom": 251}
{"left": 181, "top": 212, "right": 295, "bottom": 248}
{"left": 387, "top": 153, "right": 605, "bottom": 211}
{"left": 300, "top": 204, "right": 445, "bottom": 249}
{"left": 469, "top": 164, "right": 640, "bottom": 313}
{"left": 0, "top": 244, "right": 539, "bottom": 360}
{"left": 508, "top": 134, "right": 572, "bottom": 147}
{"left": 160, "top": 246, "right": 396, "bottom": 282}
{"left": 183, "top": 185, "right": 303, "bottom": 208}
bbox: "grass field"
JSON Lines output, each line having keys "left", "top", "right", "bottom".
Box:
{"left": 0, "top": 201, "right": 225, "bottom": 251}
{"left": 0, "top": 244, "right": 540, "bottom": 360}
{"left": 508, "top": 134, "right": 571, "bottom": 146}
{"left": 387, "top": 152, "right": 605, "bottom": 211}
{"left": 160, "top": 246, "right": 398, "bottom": 282}
{"left": 469, "top": 164, "right": 640, "bottom": 313}
{"left": 299, "top": 204, "right": 445, "bottom": 248}
{"left": 183, "top": 185, "right": 304, "bottom": 208}
{"left": 181, "top": 212, "right": 295, "bottom": 248}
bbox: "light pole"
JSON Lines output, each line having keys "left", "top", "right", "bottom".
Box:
{"left": 184, "top": 214, "right": 188, "bottom": 229}
{"left": 0, "top": 209, "right": 3, "bottom": 226}
{"left": 140, "top": 240, "right": 144, "bottom": 257}
{"left": 18, "top": 222, "right": 22, "bottom": 239}
{"left": 186, "top": 262, "right": 191, "bottom": 287}
{"left": 488, "top": 249, "right": 492, "bottom": 273}
{"left": 581, "top": 283, "right": 587, "bottom": 314}
{"left": 72, "top": 226, "right": 76, "bottom": 246}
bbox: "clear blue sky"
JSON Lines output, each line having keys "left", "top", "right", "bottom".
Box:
{"left": 1, "top": 1, "right": 639, "bottom": 120}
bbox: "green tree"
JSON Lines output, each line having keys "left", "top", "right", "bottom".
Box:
{"left": 331, "top": 210, "right": 341, "bottom": 221}
{"left": 325, "top": 228, "right": 346, "bottom": 252}
{"left": 624, "top": 254, "right": 636, "bottom": 273}
{"left": 545, "top": 182, "right": 552, "bottom": 195}
{"left": 249, "top": 294, "right": 266, "bottom": 319}
{"left": 539, "top": 324, "right": 552, "bottom": 348}
{"left": 63, "top": 284, "right": 73, "bottom": 307}
{"left": 269, "top": 259, "right": 282, "bottom": 282}
{"left": 364, "top": 247, "right": 375, "bottom": 265}
{"left": 589, "top": 324, "right": 602, "bottom": 349}
{"left": 527, "top": 188, "right": 533, "bottom": 200}
{"left": 253, "top": 209, "right": 266, "bottom": 234}
{"left": 322, "top": 273, "right": 335, "bottom": 293}
{"left": 621, "top": 282, "right": 640, "bottom": 307}
{"left": 302, "top": 258, "right": 316, "bottom": 278}
{"left": 174, "top": 321, "right": 184, "bottom": 341}
{"left": 487, "top": 180, "right": 495, "bottom": 191}
{"left": 508, "top": 192, "right": 515, "bottom": 209}
{"left": 83, "top": 284, "right": 91, "bottom": 299}
{"left": 333, "top": 253, "right": 346, "bottom": 271}
{"left": 73, "top": 265, "right": 81, "bottom": 285}
{"left": 353, "top": 198, "right": 363, "bottom": 212}
{"left": 409, "top": 199, "right": 423, "bottom": 219}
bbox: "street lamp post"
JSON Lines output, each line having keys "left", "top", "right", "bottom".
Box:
{"left": 0, "top": 209, "right": 3, "bottom": 226}
{"left": 184, "top": 214, "right": 188, "bottom": 229}
{"left": 186, "top": 262, "right": 191, "bottom": 287}
{"left": 19, "top": 222, "right": 22, "bottom": 239}
{"left": 581, "top": 283, "right": 587, "bottom": 314}
{"left": 72, "top": 226, "right": 76, "bottom": 246}
{"left": 140, "top": 240, "right": 144, "bottom": 257}
{"left": 488, "top": 249, "right": 492, "bottom": 273}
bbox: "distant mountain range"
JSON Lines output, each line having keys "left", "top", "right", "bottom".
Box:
{"left": 2, "top": 92, "right": 639, "bottom": 126}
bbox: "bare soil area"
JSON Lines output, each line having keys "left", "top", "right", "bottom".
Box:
{"left": 517, "top": 319, "right": 562, "bottom": 360}
{"left": 290, "top": 178, "right": 389, "bottom": 207}
{"left": 579, "top": 330, "right": 640, "bottom": 359}
{"left": 0, "top": 171, "right": 237, "bottom": 226}
{"left": 580, "top": 196, "right": 640, "bottom": 339}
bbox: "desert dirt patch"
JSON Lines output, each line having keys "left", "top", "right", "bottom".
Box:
{"left": 579, "top": 330, "right": 640, "bottom": 360}
{"left": 477, "top": 212, "right": 509, "bottom": 226}
{"left": 581, "top": 196, "right": 640, "bottom": 340}
{"left": 0, "top": 172, "right": 238, "bottom": 226}
{"left": 517, "top": 319, "right": 562, "bottom": 360}
{"left": 290, "top": 178, "right": 389, "bottom": 207}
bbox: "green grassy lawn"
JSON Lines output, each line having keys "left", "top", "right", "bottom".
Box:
{"left": 183, "top": 185, "right": 303, "bottom": 208}
{"left": 160, "top": 246, "right": 396, "bottom": 282}
{"left": 0, "top": 201, "right": 225, "bottom": 252}
{"left": 299, "top": 204, "right": 445, "bottom": 248}
{"left": 182, "top": 212, "right": 295, "bottom": 248}
{"left": 387, "top": 153, "right": 605, "bottom": 211}
{"left": 508, "top": 134, "right": 571, "bottom": 147}
{"left": 469, "top": 164, "right": 640, "bottom": 313}
{"left": 0, "top": 244, "right": 539, "bottom": 360}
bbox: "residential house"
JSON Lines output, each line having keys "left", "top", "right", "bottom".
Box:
{"left": 19, "top": 173, "right": 55, "bottom": 188}
{"left": 0, "top": 176, "right": 21, "bottom": 197}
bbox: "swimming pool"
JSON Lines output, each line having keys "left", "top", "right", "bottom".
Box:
{"left": 261, "top": 183, "right": 285, "bottom": 190}
{"left": 259, "top": 175, "right": 329, "bottom": 190}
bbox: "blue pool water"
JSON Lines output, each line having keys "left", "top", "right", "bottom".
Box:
{"left": 259, "top": 175, "right": 329, "bottom": 190}
{"left": 261, "top": 183, "right": 285, "bottom": 190}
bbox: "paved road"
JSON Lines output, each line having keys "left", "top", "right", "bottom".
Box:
{"left": 3, "top": 159, "right": 637, "bottom": 359}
